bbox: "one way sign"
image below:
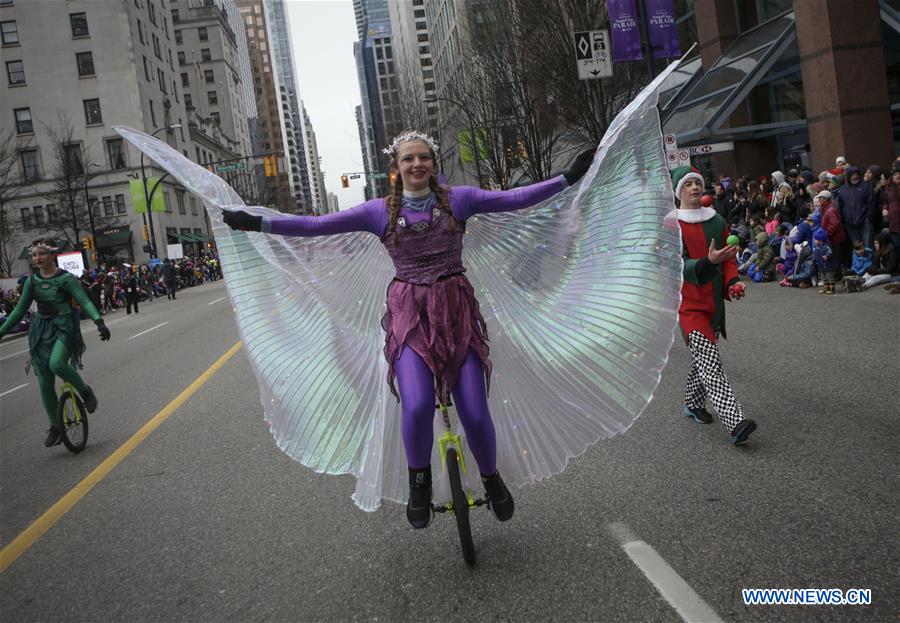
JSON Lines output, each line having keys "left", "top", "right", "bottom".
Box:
{"left": 574, "top": 30, "right": 613, "bottom": 80}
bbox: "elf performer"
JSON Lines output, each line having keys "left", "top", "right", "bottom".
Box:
{"left": 671, "top": 166, "right": 757, "bottom": 444}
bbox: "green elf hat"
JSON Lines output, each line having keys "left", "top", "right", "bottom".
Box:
{"left": 671, "top": 165, "right": 704, "bottom": 198}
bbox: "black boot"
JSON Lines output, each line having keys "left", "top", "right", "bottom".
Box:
{"left": 406, "top": 466, "right": 432, "bottom": 529}
{"left": 482, "top": 471, "right": 515, "bottom": 521}
{"left": 44, "top": 427, "right": 61, "bottom": 447}
{"left": 80, "top": 386, "right": 98, "bottom": 414}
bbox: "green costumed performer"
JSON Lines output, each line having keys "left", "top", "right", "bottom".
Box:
{"left": 0, "top": 239, "right": 111, "bottom": 446}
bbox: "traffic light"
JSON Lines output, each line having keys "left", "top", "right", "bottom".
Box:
{"left": 341, "top": 174, "right": 349, "bottom": 188}
{"left": 82, "top": 237, "right": 91, "bottom": 251}
{"left": 388, "top": 171, "right": 398, "bottom": 186}
{"left": 142, "top": 223, "right": 150, "bottom": 241}
{"left": 264, "top": 155, "right": 277, "bottom": 177}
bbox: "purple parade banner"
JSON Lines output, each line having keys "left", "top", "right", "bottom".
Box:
{"left": 607, "top": 0, "right": 643, "bottom": 62}
{"left": 645, "top": 0, "right": 681, "bottom": 58}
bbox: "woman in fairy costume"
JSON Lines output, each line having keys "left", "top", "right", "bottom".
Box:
{"left": 221, "top": 132, "right": 594, "bottom": 528}
{"left": 0, "top": 240, "right": 111, "bottom": 446}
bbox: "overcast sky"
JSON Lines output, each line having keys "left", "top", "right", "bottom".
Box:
{"left": 285, "top": 0, "right": 367, "bottom": 208}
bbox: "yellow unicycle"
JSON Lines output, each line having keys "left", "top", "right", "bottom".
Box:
{"left": 57, "top": 382, "right": 89, "bottom": 453}
{"left": 432, "top": 401, "right": 488, "bottom": 567}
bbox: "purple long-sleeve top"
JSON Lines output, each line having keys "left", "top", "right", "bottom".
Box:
{"left": 261, "top": 176, "right": 567, "bottom": 239}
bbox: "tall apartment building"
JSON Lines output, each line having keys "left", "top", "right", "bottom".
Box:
{"left": 1, "top": 0, "right": 215, "bottom": 274}
{"left": 387, "top": 0, "right": 437, "bottom": 134}
{"left": 353, "top": 0, "right": 401, "bottom": 197}
{"left": 302, "top": 105, "right": 327, "bottom": 214}
{"left": 264, "top": 0, "right": 314, "bottom": 213}
{"left": 235, "top": 0, "right": 292, "bottom": 211}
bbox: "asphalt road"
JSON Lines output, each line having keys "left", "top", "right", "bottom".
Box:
{"left": 0, "top": 278, "right": 897, "bottom": 622}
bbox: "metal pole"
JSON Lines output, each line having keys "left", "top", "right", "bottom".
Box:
{"left": 83, "top": 167, "right": 97, "bottom": 266}
{"left": 636, "top": 0, "right": 655, "bottom": 81}
{"left": 141, "top": 125, "right": 180, "bottom": 259}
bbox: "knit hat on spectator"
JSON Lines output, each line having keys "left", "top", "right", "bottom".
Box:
{"left": 671, "top": 166, "right": 704, "bottom": 198}
{"left": 813, "top": 228, "right": 829, "bottom": 242}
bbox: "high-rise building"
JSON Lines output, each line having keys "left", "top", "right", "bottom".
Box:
{"left": 387, "top": 0, "right": 437, "bottom": 134}
{"left": 302, "top": 105, "right": 327, "bottom": 214}
{"left": 264, "top": 0, "right": 314, "bottom": 213}
{"left": 236, "top": 0, "right": 293, "bottom": 211}
{"left": 1, "top": 0, "right": 215, "bottom": 273}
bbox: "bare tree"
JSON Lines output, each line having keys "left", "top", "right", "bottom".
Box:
{"left": 40, "top": 115, "right": 92, "bottom": 248}
{"left": 0, "top": 129, "right": 30, "bottom": 276}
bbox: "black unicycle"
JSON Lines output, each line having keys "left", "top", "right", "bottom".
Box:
{"left": 57, "top": 382, "right": 88, "bottom": 453}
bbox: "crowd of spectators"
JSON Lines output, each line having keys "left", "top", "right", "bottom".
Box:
{"left": 1, "top": 254, "right": 221, "bottom": 333}
{"left": 703, "top": 155, "right": 900, "bottom": 295}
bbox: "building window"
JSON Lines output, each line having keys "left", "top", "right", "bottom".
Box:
{"left": 171, "top": 8, "right": 178, "bottom": 22}
{"left": 174, "top": 29, "right": 182, "bottom": 44}
{"left": 201, "top": 48, "right": 211, "bottom": 62}
{"left": 157, "top": 67, "right": 166, "bottom": 93}
{"left": 198, "top": 26, "right": 208, "bottom": 41}
{"left": 207, "top": 90, "right": 217, "bottom": 105}
{"left": 13, "top": 107, "right": 31, "bottom": 133}
{"left": 181, "top": 72, "right": 189, "bottom": 87}
{"left": 33, "top": 205, "right": 45, "bottom": 227}
{"left": 106, "top": 138, "right": 127, "bottom": 170}
{"left": 147, "top": 0, "right": 156, "bottom": 25}
{"left": 164, "top": 191, "right": 172, "bottom": 213}
{"left": 1, "top": 20, "right": 17, "bottom": 45}
{"left": 21, "top": 148, "right": 40, "bottom": 181}
{"left": 20, "top": 207, "right": 32, "bottom": 229}
{"left": 414, "top": 9, "right": 425, "bottom": 18}
{"left": 152, "top": 33, "right": 160, "bottom": 58}
{"left": 70, "top": 13, "right": 89, "bottom": 37}
{"left": 46, "top": 204, "right": 57, "bottom": 224}
{"left": 5, "top": 59, "right": 23, "bottom": 84}
{"left": 177, "top": 190, "right": 186, "bottom": 214}
{"left": 115, "top": 194, "right": 126, "bottom": 214}
{"left": 204, "top": 69, "right": 214, "bottom": 83}
{"left": 64, "top": 143, "right": 84, "bottom": 174}
{"left": 137, "top": 18, "right": 145, "bottom": 44}
{"left": 0, "top": 0, "right": 14, "bottom": 6}
{"left": 76, "top": 51, "right": 94, "bottom": 76}
{"left": 184, "top": 93, "right": 192, "bottom": 108}
{"left": 143, "top": 56, "right": 150, "bottom": 80}
{"left": 149, "top": 99, "right": 156, "bottom": 126}
{"left": 83, "top": 98, "right": 102, "bottom": 125}
{"left": 102, "top": 196, "right": 113, "bottom": 217}
{"left": 210, "top": 111, "right": 220, "bottom": 124}
{"left": 190, "top": 196, "right": 198, "bottom": 215}
{"left": 177, "top": 50, "right": 186, "bottom": 65}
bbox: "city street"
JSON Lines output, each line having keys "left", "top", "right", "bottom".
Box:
{"left": 0, "top": 279, "right": 897, "bottom": 622}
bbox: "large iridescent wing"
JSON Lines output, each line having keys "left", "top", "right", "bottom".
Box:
{"left": 458, "top": 62, "right": 684, "bottom": 489}
{"left": 114, "top": 126, "right": 397, "bottom": 510}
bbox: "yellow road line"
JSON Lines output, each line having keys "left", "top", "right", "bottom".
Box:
{"left": 0, "top": 340, "right": 244, "bottom": 574}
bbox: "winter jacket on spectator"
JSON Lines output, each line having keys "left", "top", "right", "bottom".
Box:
{"left": 782, "top": 247, "right": 798, "bottom": 276}
{"left": 814, "top": 239, "right": 838, "bottom": 273}
{"left": 837, "top": 167, "right": 876, "bottom": 227}
{"left": 754, "top": 232, "right": 778, "bottom": 280}
{"left": 713, "top": 194, "right": 733, "bottom": 220}
{"left": 882, "top": 179, "right": 900, "bottom": 234}
{"left": 820, "top": 201, "right": 846, "bottom": 245}
{"left": 851, "top": 247, "right": 873, "bottom": 276}
{"left": 869, "top": 234, "right": 898, "bottom": 276}
{"left": 796, "top": 220, "right": 814, "bottom": 246}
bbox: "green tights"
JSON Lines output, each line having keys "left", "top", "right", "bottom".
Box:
{"left": 35, "top": 339, "right": 89, "bottom": 426}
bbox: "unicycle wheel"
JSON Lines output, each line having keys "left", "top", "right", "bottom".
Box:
{"left": 445, "top": 447, "right": 476, "bottom": 566}
{"left": 57, "top": 389, "right": 88, "bottom": 453}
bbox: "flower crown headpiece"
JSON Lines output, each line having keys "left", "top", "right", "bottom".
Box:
{"left": 29, "top": 242, "right": 60, "bottom": 254}
{"left": 382, "top": 131, "right": 440, "bottom": 157}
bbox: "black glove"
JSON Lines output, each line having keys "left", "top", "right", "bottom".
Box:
{"left": 95, "top": 319, "right": 111, "bottom": 341}
{"left": 563, "top": 148, "right": 596, "bottom": 186}
{"left": 222, "top": 209, "right": 262, "bottom": 232}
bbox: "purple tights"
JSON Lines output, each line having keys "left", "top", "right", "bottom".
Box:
{"left": 394, "top": 346, "right": 497, "bottom": 475}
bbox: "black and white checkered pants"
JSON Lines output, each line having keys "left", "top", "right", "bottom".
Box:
{"left": 684, "top": 331, "right": 745, "bottom": 432}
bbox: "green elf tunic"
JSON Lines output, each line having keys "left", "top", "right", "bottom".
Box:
{"left": 678, "top": 207, "right": 740, "bottom": 344}
{"left": 0, "top": 270, "right": 103, "bottom": 377}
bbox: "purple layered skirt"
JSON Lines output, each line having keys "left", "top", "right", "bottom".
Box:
{"left": 382, "top": 273, "right": 491, "bottom": 403}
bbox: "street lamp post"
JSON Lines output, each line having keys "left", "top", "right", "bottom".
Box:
{"left": 424, "top": 96, "right": 484, "bottom": 187}
{"left": 83, "top": 161, "right": 102, "bottom": 266}
{"left": 141, "top": 124, "right": 181, "bottom": 258}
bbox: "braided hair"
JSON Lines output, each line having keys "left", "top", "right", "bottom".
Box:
{"left": 385, "top": 141, "right": 456, "bottom": 245}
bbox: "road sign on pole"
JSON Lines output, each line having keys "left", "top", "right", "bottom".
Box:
{"left": 574, "top": 30, "right": 613, "bottom": 80}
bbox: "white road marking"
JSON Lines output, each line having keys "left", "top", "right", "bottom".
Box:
{"left": 128, "top": 321, "right": 168, "bottom": 340}
{"left": 207, "top": 296, "right": 226, "bottom": 306}
{"left": 0, "top": 348, "right": 28, "bottom": 362}
{"left": 0, "top": 383, "right": 29, "bottom": 398}
{"left": 607, "top": 522, "right": 724, "bottom": 623}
